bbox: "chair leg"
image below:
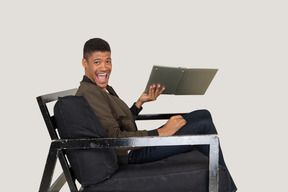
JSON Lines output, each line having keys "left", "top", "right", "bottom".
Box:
{"left": 57, "top": 150, "right": 78, "bottom": 192}
{"left": 208, "top": 136, "right": 219, "bottom": 192}
{"left": 39, "top": 149, "right": 58, "bottom": 192}
{"left": 48, "top": 172, "right": 66, "bottom": 192}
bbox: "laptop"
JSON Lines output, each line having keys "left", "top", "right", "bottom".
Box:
{"left": 144, "top": 65, "right": 218, "bottom": 95}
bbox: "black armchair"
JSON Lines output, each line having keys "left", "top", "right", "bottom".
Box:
{"left": 37, "top": 88, "right": 229, "bottom": 192}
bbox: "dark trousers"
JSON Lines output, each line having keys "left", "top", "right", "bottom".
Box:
{"left": 129, "top": 109, "right": 237, "bottom": 192}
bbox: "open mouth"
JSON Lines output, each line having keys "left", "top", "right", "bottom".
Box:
{"left": 96, "top": 73, "right": 108, "bottom": 83}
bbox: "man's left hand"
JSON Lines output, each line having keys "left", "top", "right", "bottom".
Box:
{"left": 135, "top": 84, "right": 165, "bottom": 109}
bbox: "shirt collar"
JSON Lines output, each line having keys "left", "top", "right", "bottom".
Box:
{"left": 81, "top": 75, "right": 119, "bottom": 98}
{"left": 82, "top": 75, "right": 95, "bottom": 84}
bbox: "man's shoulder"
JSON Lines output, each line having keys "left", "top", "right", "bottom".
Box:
{"left": 75, "top": 82, "right": 104, "bottom": 97}
{"left": 75, "top": 82, "right": 117, "bottom": 110}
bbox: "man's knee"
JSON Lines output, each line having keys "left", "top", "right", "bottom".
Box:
{"left": 194, "top": 109, "right": 212, "bottom": 119}
{"left": 183, "top": 109, "right": 212, "bottom": 121}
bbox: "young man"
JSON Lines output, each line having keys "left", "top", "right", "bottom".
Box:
{"left": 75, "top": 38, "right": 237, "bottom": 192}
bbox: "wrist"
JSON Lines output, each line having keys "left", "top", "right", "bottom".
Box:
{"left": 135, "top": 99, "right": 144, "bottom": 109}
{"left": 157, "top": 126, "right": 168, "bottom": 136}
{"left": 157, "top": 128, "right": 163, "bottom": 136}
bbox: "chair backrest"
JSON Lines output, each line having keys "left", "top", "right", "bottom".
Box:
{"left": 37, "top": 88, "right": 119, "bottom": 190}
{"left": 37, "top": 88, "right": 80, "bottom": 192}
{"left": 36, "top": 88, "right": 78, "bottom": 140}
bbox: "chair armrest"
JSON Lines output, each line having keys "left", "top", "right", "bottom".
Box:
{"left": 51, "top": 135, "right": 219, "bottom": 192}
{"left": 51, "top": 135, "right": 217, "bottom": 149}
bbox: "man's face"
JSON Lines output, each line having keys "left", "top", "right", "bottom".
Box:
{"left": 82, "top": 51, "right": 112, "bottom": 91}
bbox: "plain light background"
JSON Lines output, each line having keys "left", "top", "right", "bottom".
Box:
{"left": 1, "top": 0, "right": 287, "bottom": 191}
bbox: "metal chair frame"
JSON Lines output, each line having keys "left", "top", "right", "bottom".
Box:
{"left": 37, "top": 88, "right": 219, "bottom": 192}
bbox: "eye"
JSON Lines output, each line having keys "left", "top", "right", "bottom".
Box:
{"left": 106, "top": 60, "right": 111, "bottom": 64}
{"left": 94, "top": 61, "right": 100, "bottom": 65}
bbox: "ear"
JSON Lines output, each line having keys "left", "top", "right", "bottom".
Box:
{"left": 82, "top": 58, "right": 88, "bottom": 69}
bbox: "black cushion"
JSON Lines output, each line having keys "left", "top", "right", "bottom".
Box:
{"left": 83, "top": 150, "right": 230, "bottom": 192}
{"left": 54, "top": 96, "right": 118, "bottom": 187}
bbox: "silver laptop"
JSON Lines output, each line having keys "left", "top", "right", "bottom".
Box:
{"left": 144, "top": 65, "right": 218, "bottom": 95}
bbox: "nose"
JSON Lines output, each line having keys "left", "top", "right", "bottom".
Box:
{"left": 99, "top": 62, "right": 108, "bottom": 71}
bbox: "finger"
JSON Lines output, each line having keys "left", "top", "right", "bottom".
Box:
{"left": 181, "top": 118, "right": 187, "bottom": 125}
{"left": 149, "top": 84, "right": 155, "bottom": 95}
{"left": 170, "top": 115, "right": 182, "bottom": 121}
{"left": 175, "top": 116, "right": 186, "bottom": 125}
{"left": 154, "top": 84, "right": 161, "bottom": 96}
{"left": 155, "top": 88, "right": 164, "bottom": 99}
{"left": 149, "top": 84, "right": 157, "bottom": 99}
{"left": 158, "top": 86, "right": 165, "bottom": 95}
{"left": 154, "top": 84, "right": 165, "bottom": 99}
{"left": 150, "top": 84, "right": 159, "bottom": 100}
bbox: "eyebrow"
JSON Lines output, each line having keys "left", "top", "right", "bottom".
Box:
{"left": 93, "top": 58, "right": 111, "bottom": 62}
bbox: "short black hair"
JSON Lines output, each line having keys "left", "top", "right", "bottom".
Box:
{"left": 83, "top": 38, "right": 111, "bottom": 60}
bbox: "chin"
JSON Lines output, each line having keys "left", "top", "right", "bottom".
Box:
{"left": 96, "top": 83, "right": 108, "bottom": 90}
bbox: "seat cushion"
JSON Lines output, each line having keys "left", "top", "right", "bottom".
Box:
{"left": 83, "top": 150, "right": 230, "bottom": 192}
{"left": 54, "top": 96, "right": 118, "bottom": 187}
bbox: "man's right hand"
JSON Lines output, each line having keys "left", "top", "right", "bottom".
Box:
{"left": 157, "top": 115, "right": 186, "bottom": 136}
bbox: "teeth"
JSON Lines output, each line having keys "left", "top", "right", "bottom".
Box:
{"left": 97, "top": 73, "right": 107, "bottom": 76}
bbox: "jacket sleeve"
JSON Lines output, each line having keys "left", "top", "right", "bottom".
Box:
{"left": 129, "top": 103, "right": 159, "bottom": 136}
{"left": 130, "top": 103, "right": 142, "bottom": 116}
